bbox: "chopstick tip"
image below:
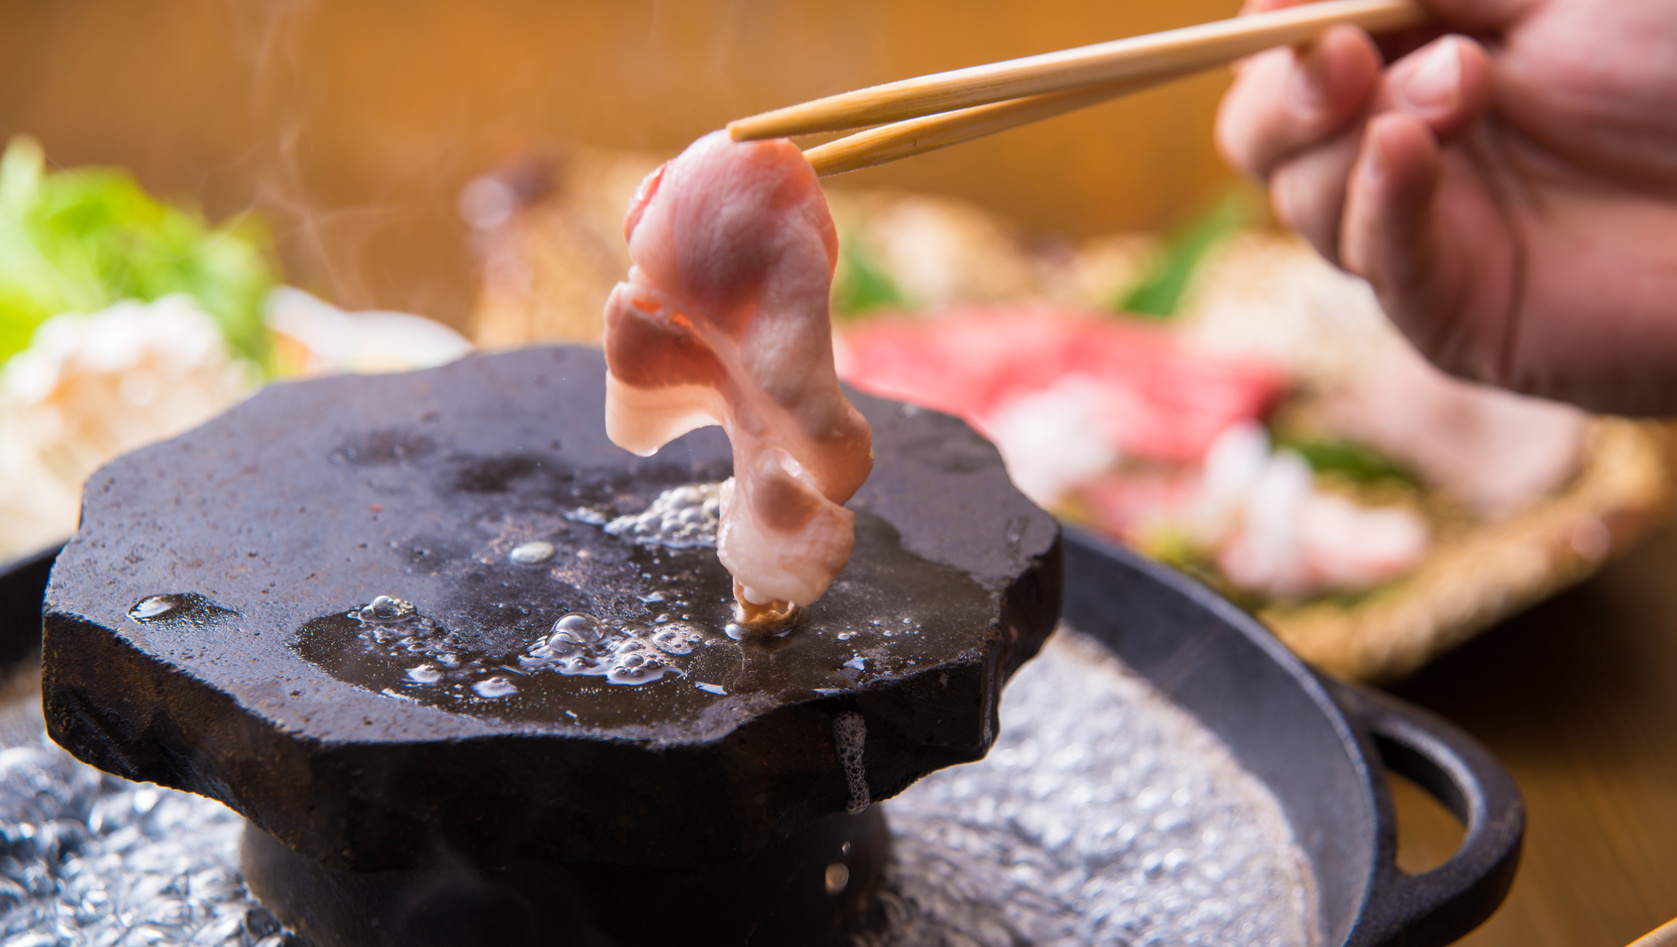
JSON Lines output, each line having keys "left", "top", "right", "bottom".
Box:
{"left": 726, "top": 120, "right": 768, "bottom": 142}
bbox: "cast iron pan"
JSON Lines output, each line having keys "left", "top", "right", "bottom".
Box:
{"left": 1063, "top": 528, "right": 1523, "bottom": 947}
{"left": 0, "top": 544, "right": 55, "bottom": 669}
{"left": 1, "top": 534, "right": 1520, "bottom": 946}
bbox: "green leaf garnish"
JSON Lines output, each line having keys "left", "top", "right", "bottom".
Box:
{"left": 0, "top": 136, "right": 277, "bottom": 370}
{"left": 831, "top": 234, "right": 908, "bottom": 320}
{"left": 1275, "top": 436, "right": 1421, "bottom": 489}
{"left": 1114, "top": 190, "right": 1253, "bottom": 320}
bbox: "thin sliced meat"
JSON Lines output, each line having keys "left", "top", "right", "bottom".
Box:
{"left": 603, "top": 131, "right": 872, "bottom": 616}
{"left": 839, "top": 306, "right": 1285, "bottom": 464}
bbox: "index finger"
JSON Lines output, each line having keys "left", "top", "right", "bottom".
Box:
{"left": 1217, "top": 24, "right": 1384, "bottom": 181}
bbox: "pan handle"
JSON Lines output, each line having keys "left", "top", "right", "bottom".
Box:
{"left": 1323, "top": 679, "right": 1525, "bottom": 947}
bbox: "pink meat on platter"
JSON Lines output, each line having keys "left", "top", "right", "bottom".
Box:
{"left": 840, "top": 307, "right": 1285, "bottom": 464}
{"left": 603, "top": 130, "right": 873, "bottom": 619}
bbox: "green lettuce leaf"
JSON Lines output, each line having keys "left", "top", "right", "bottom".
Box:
{"left": 0, "top": 136, "right": 275, "bottom": 369}
{"left": 1274, "top": 436, "right": 1421, "bottom": 489}
{"left": 1113, "top": 190, "right": 1254, "bottom": 320}
{"left": 831, "top": 234, "right": 909, "bottom": 320}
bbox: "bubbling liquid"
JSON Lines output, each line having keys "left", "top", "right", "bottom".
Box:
{"left": 875, "top": 629, "right": 1320, "bottom": 947}
{"left": 292, "top": 594, "right": 714, "bottom": 718}
{"left": 602, "top": 482, "right": 721, "bottom": 549}
{"left": 301, "top": 499, "right": 999, "bottom": 730}
{"left": 519, "top": 611, "right": 703, "bottom": 686}
{"left": 127, "top": 592, "right": 237, "bottom": 628}
{"left": 834, "top": 711, "right": 871, "bottom": 815}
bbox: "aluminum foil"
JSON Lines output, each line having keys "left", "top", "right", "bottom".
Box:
{"left": 0, "top": 630, "right": 1317, "bottom": 946}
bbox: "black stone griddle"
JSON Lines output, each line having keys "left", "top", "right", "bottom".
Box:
{"left": 39, "top": 346, "right": 1061, "bottom": 873}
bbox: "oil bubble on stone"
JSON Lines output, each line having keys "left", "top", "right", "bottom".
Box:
{"left": 473, "top": 676, "right": 519, "bottom": 698}
{"left": 509, "top": 541, "right": 556, "bottom": 565}
{"left": 521, "top": 612, "right": 688, "bottom": 686}
{"left": 130, "top": 595, "right": 179, "bottom": 621}
{"left": 127, "top": 593, "right": 237, "bottom": 627}
{"left": 651, "top": 626, "right": 701, "bottom": 654}
{"left": 602, "top": 482, "right": 721, "bottom": 549}
{"left": 292, "top": 595, "right": 714, "bottom": 725}
{"left": 357, "top": 594, "right": 415, "bottom": 624}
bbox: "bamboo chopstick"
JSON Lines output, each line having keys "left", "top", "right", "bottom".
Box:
{"left": 730, "top": 0, "right": 1427, "bottom": 144}
{"left": 805, "top": 63, "right": 1204, "bottom": 177}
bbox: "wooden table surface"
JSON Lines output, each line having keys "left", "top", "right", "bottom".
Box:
{"left": 0, "top": 0, "right": 1244, "bottom": 330}
{"left": 1383, "top": 523, "right": 1677, "bottom": 946}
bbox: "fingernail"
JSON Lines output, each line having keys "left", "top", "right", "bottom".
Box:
{"left": 1397, "top": 38, "right": 1462, "bottom": 116}
{"left": 1289, "top": 45, "right": 1327, "bottom": 115}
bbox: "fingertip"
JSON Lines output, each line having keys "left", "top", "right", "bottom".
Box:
{"left": 1390, "top": 35, "right": 1495, "bottom": 136}
{"left": 1312, "top": 25, "right": 1385, "bottom": 120}
{"left": 1215, "top": 48, "right": 1295, "bottom": 177}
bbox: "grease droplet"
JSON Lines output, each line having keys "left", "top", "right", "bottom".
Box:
{"left": 509, "top": 541, "right": 556, "bottom": 565}
{"left": 129, "top": 596, "right": 179, "bottom": 622}
{"left": 127, "top": 592, "right": 236, "bottom": 627}
{"left": 358, "top": 595, "right": 415, "bottom": 624}
{"left": 473, "top": 677, "right": 518, "bottom": 698}
{"left": 406, "top": 665, "right": 443, "bottom": 684}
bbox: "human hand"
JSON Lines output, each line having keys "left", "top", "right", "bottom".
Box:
{"left": 1216, "top": 0, "right": 1677, "bottom": 414}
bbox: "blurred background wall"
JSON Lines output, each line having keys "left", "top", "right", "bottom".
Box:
{"left": 0, "top": 0, "right": 1243, "bottom": 328}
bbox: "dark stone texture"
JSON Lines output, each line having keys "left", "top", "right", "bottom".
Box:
{"left": 241, "top": 809, "right": 892, "bottom": 947}
{"left": 42, "top": 345, "right": 1061, "bottom": 870}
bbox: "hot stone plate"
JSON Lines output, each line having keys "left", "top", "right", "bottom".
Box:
{"left": 41, "top": 346, "right": 1061, "bottom": 872}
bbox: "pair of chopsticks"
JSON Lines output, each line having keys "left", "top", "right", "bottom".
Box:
{"left": 728, "top": 0, "right": 1429, "bottom": 176}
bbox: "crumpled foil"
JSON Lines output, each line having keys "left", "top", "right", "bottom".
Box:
{"left": 0, "top": 630, "right": 1316, "bottom": 947}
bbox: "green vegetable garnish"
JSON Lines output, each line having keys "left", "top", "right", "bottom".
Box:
{"left": 1114, "top": 190, "right": 1254, "bottom": 320}
{"left": 1275, "top": 436, "right": 1421, "bottom": 489}
{"left": 830, "top": 234, "right": 909, "bottom": 320}
{"left": 0, "top": 136, "right": 276, "bottom": 370}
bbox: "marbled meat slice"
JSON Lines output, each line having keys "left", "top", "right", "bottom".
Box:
{"left": 840, "top": 306, "right": 1285, "bottom": 463}
{"left": 603, "top": 131, "right": 872, "bottom": 614}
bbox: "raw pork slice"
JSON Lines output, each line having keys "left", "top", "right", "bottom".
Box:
{"left": 603, "top": 131, "right": 872, "bottom": 616}
{"left": 840, "top": 306, "right": 1285, "bottom": 464}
